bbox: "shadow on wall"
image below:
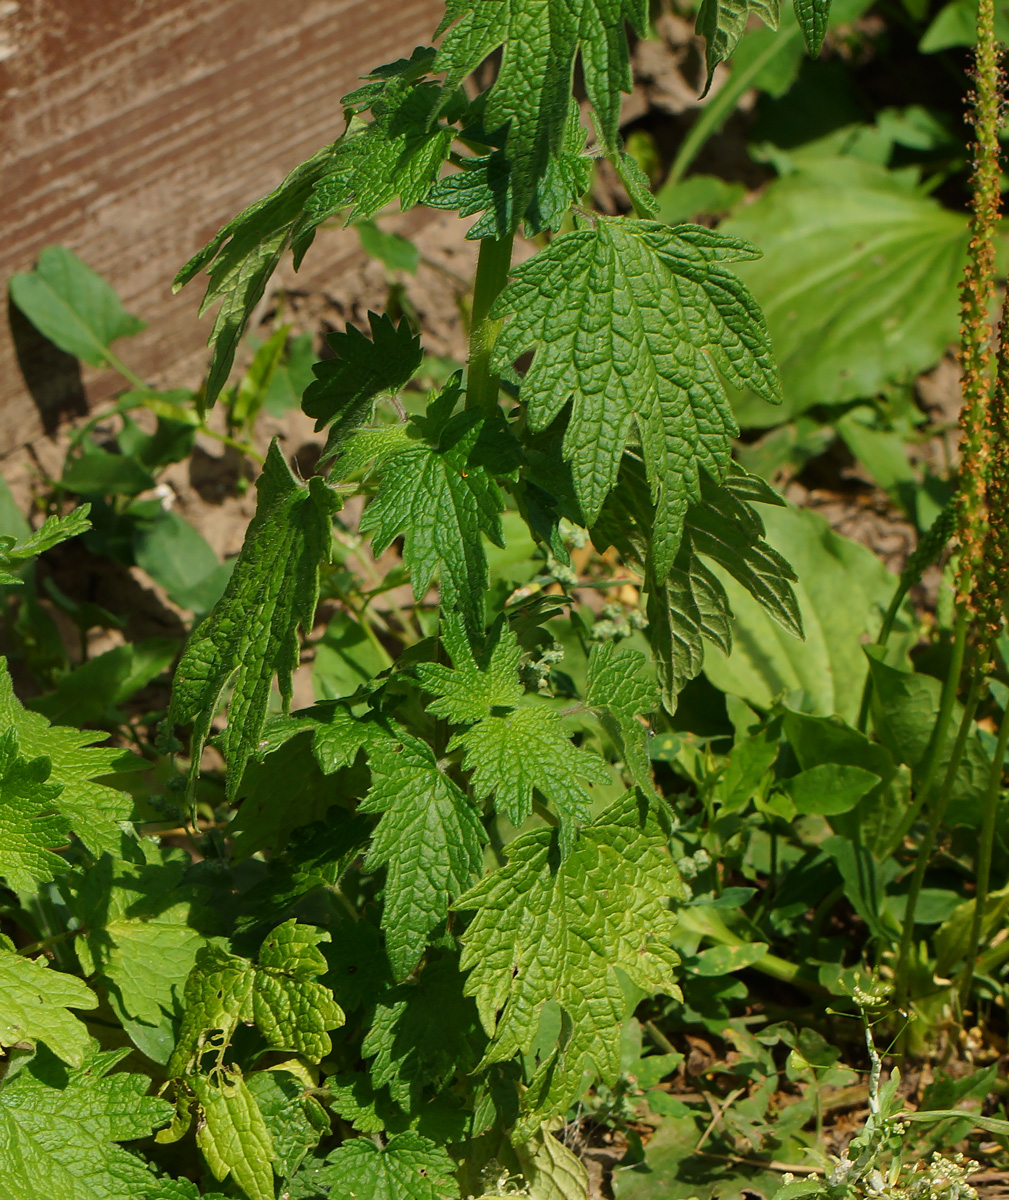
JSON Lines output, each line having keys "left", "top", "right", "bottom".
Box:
{"left": 8, "top": 299, "right": 88, "bottom": 438}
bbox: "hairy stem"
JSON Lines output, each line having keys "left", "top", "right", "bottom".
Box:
{"left": 466, "top": 233, "right": 515, "bottom": 411}
{"left": 895, "top": 673, "right": 984, "bottom": 1011}
{"left": 958, "top": 698, "right": 1009, "bottom": 1009}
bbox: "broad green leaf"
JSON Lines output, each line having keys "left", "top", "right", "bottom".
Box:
{"left": 312, "top": 611, "right": 391, "bottom": 700}
{"left": 61, "top": 442, "right": 156, "bottom": 498}
{"left": 0, "top": 659, "right": 136, "bottom": 856}
{"left": 782, "top": 762, "right": 881, "bottom": 815}
{"left": 71, "top": 845, "right": 221, "bottom": 1065}
{"left": 0, "top": 942, "right": 95, "bottom": 1066}
{"left": 515, "top": 1120, "right": 592, "bottom": 1200}
{"left": 360, "top": 380, "right": 504, "bottom": 633}
{"left": 867, "top": 653, "right": 990, "bottom": 826}
{"left": 193, "top": 1068, "right": 275, "bottom": 1200}
{"left": 167, "top": 440, "right": 339, "bottom": 802}
{"left": 363, "top": 955, "right": 483, "bottom": 1109}
{"left": 9, "top": 246, "right": 146, "bottom": 368}
{"left": 722, "top": 159, "right": 968, "bottom": 426}
{"left": 585, "top": 642, "right": 657, "bottom": 795}
{"left": 0, "top": 1044, "right": 171, "bottom": 1200}
{"left": 703, "top": 505, "right": 915, "bottom": 723}
{"left": 356, "top": 221, "right": 421, "bottom": 273}
{"left": 303, "top": 313, "right": 422, "bottom": 459}
{"left": 435, "top": 0, "right": 645, "bottom": 218}
{"left": 227, "top": 730, "right": 356, "bottom": 860}
{"left": 690, "top": 941, "right": 769, "bottom": 975}
{"left": 176, "top": 142, "right": 342, "bottom": 411}
{"left": 131, "top": 510, "right": 231, "bottom": 614}
{"left": 0, "top": 728, "right": 70, "bottom": 893}
{"left": 0, "top": 505, "right": 91, "bottom": 586}
{"left": 492, "top": 219, "right": 779, "bottom": 555}
{"left": 300, "top": 1130, "right": 460, "bottom": 1199}
{"left": 245, "top": 1069, "right": 330, "bottom": 1180}
{"left": 318, "top": 70, "right": 454, "bottom": 225}
{"left": 418, "top": 620, "right": 610, "bottom": 842}
{"left": 29, "top": 639, "right": 176, "bottom": 727}
{"left": 457, "top": 791, "right": 683, "bottom": 1126}
{"left": 168, "top": 921, "right": 344, "bottom": 1078}
{"left": 362, "top": 734, "right": 486, "bottom": 981}
{"left": 592, "top": 461, "right": 799, "bottom": 707}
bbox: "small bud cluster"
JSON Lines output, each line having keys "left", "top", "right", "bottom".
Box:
{"left": 590, "top": 601, "right": 649, "bottom": 642}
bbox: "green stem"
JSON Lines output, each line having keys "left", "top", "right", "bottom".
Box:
{"left": 894, "top": 672, "right": 984, "bottom": 1011}
{"left": 465, "top": 233, "right": 514, "bottom": 411}
{"left": 18, "top": 927, "right": 82, "bottom": 957}
{"left": 886, "top": 608, "right": 969, "bottom": 858}
{"left": 856, "top": 580, "right": 911, "bottom": 734}
{"left": 958, "top": 697, "right": 1009, "bottom": 1009}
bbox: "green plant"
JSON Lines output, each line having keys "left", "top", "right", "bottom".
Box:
{"left": 6, "top": 0, "right": 1009, "bottom": 1195}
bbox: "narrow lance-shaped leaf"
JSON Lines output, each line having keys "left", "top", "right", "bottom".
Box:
{"left": 166, "top": 440, "right": 339, "bottom": 803}
{"left": 492, "top": 218, "right": 780, "bottom": 567}
{"left": 193, "top": 1069, "right": 275, "bottom": 1200}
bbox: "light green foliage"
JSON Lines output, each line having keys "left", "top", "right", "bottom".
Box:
{"left": 0, "top": 728, "right": 71, "bottom": 893}
{"left": 457, "top": 792, "right": 683, "bottom": 1126}
{"left": 723, "top": 159, "right": 968, "bottom": 426}
{"left": 168, "top": 921, "right": 344, "bottom": 1079}
{"left": 419, "top": 620, "right": 610, "bottom": 841}
{"left": 0, "top": 1045, "right": 170, "bottom": 1200}
{"left": 0, "top": 505, "right": 92, "bottom": 587}
{"left": 362, "top": 733, "right": 486, "bottom": 980}
{"left": 193, "top": 1069, "right": 275, "bottom": 1200}
{"left": 296, "top": 1130, "right": 461, "bottom": 1199}
{"left": 0, "top": 661, "right": 135, "bottom": 856}
{"left": 360, "top": 379, "right": 505, "bottom": 632}
{"left": 492, "top": 219, "right": 780, "bottom": 555}
{"left": 167, "top": 441, "right": 340, "bottom": 801}
{"left": 435, "top": 0, "right": 645, "bottom": 216}
{"left": 302, "top": 312, "right": 423, "bottom": 458}
{"left": 71, "top": 845, "right": 219, "bottom": 1065}
{"left": 0, "top": 941, "right": 95, "bottom": 1066}
{"left": 9, "top": 246, "right": 146, "bottom": 368}
{"left": 703, "top": 505, "right": 914, "bottom": 722}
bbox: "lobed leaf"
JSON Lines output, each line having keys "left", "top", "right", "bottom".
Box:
{"left": 0, "top": 941, "right": 96, "bottom": 1067}
{"left": 456, "top": 791, "right": 684, "bottom": 1128}
{"left": 492, "top": 219, "right": 780, "bottom": 561}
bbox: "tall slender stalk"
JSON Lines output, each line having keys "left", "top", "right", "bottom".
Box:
{"left": 894, "top": 675, "right": 984, "bottom": 1011}
{"left": 959, "top": 699, "right": 1009, "bottom": 1009}
{"left": 465, "top": 233, "right": 515, "bottom": 412}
